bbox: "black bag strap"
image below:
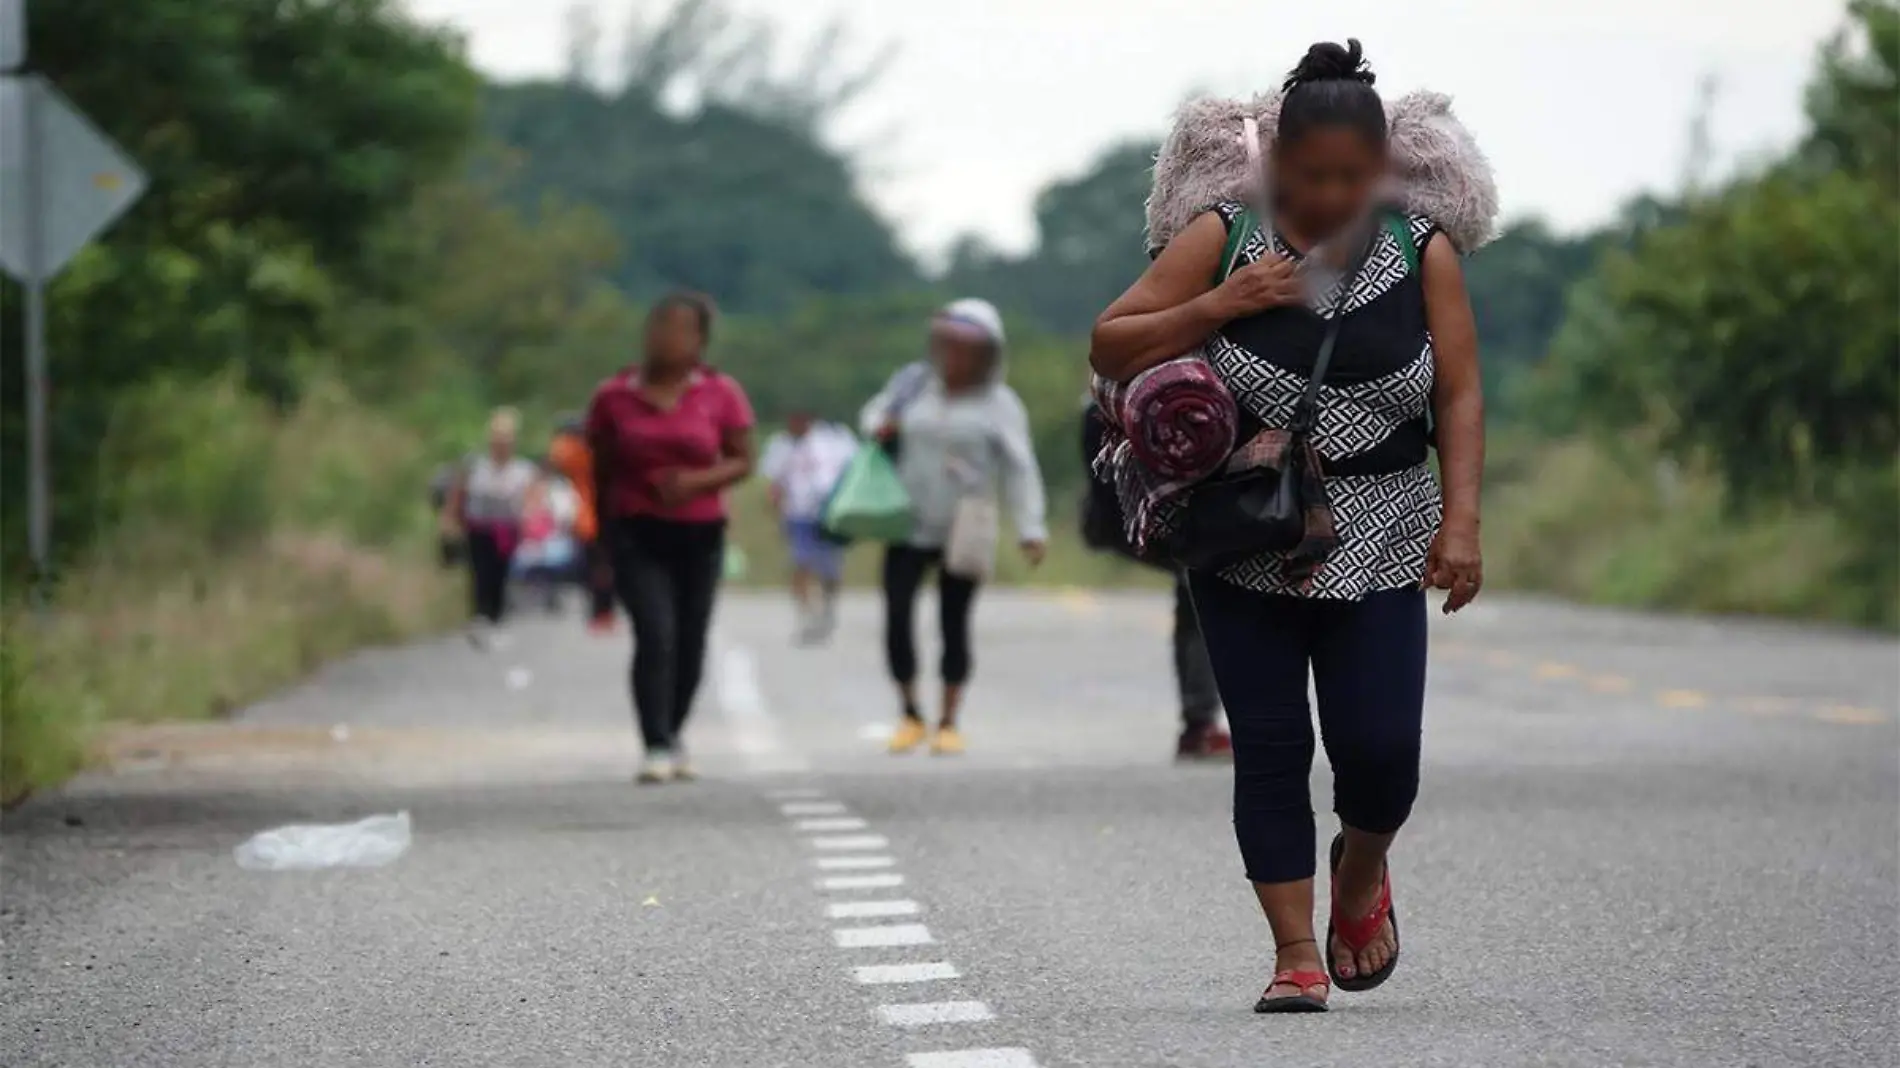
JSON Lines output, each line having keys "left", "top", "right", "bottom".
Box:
{"left": 1289, "top": 216, "right": 1388, "bottom": 434}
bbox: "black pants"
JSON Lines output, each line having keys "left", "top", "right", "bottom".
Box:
{"left": 882, "top": 545, "right": 979, "bottom": 687}
{"left": 466, "top": 528, "right": 515, "bottom": 624}
{"left": 1173, "top": 574, "right": 1221, "bottom": 730}
{"left": 608, "top": 518, "right": 725, "bottom": 753}
{"left": 1188, "top": 574, "right": 1426, "bottom": 885}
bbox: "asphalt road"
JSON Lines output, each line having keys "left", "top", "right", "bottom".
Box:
{"left": 4, "top": 588, "right": 1897, "bottom": 1067}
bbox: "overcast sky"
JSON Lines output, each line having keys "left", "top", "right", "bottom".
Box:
{"left": 407, "top": 0, "right": 1850, "bottom": 261}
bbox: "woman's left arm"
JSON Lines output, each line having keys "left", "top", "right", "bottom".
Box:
{"left": 1421, "top": 232, "right": 1485, "bottom": 613}
{"left": 666, "top": 381, "right": 756, "bottom": 502}
{"left": 996, "top": 388, "right": 1049, "bottom": 565}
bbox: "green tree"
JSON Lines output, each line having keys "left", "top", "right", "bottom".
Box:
{"left": 1, "top": 0, "right": 480, "bottom": 559}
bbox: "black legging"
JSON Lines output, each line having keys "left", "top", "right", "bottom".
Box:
{"left": 1188, "top": 575, "right": 1426, "bottom": 885}
{"left": 466, "top": 527, "right": 515, "bottom": 624}
{"left": 607, "top": 517, "right": 725, "bottom": 753}
{"left": 882, "top": 544, "right": 979, "bottom": 687}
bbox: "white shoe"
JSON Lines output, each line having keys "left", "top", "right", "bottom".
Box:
{"left": 636, "top": 752, "right": 675, "bottom": 784}
{"left": 672, "top": 748, "right": 697, "bottom": 781}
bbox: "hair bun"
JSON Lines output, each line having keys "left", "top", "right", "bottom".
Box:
{"left": 1284, "top": 39, "right": 1376, "bottom": 91}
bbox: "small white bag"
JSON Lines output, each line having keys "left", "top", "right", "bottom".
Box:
{"left": 943, "top": 495, "right": 1000, "bottom": 580}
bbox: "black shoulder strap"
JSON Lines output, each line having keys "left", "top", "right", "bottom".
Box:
{"left": 1289, "top": 218, "right": 1385, "bottom": 434}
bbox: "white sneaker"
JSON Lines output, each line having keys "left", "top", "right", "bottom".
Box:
{"left": 672, "top": 747, "right": 697, "bottom": 781}
{"left": 636, "top": 752, "right": 675, "bottom": 785}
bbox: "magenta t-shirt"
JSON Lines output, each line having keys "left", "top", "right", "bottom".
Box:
{"left": 586, "top": 368, "right": 755, "bottom": 523}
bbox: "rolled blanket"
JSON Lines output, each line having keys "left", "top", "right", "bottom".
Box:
{"left": 1089, "top": 355, "right": 1239, "bottom": 556}
{"left": 1091, "top": 357, "right": 1237, "bottom": 482}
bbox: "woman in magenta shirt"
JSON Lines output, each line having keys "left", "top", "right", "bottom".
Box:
{"left": 586, "top": 292, "right": 756, "bottom": 784}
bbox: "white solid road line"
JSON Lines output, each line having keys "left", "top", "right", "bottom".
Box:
{"left": 833, "top": 924, "right": 934, "bottom": 948}
{"left": 779, "top": 801, "right": 847, "bottom": 816}
{"left": 819, "top": 874, "right": 906, "bottom": 891}
{"left": 877, "top": 1001, "right": 995, "bottom": 1027}
{"left": 906, "top": 1050, "right": 1040, "bottom": 1068}
{"left": 714, "top": 644, "right": 811, "bottom": 774}
{"left": 826, "top": 899, "right": 920, "bottom": 920}
{"left": 853, "top": 962, "right": 960, "bottom": 985}
{"left": 815, "top": 855, "right": 896, "bottom": 870}
{"left": 810, "top": 834, "right": 890, "bottom": 851}
{"left": 795, "top": 817, "right": 869, "bottom": 832}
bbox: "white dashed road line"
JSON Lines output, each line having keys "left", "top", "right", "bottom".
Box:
{"left": 877, "top": 1002, "right": 996, "bottom": 1027}
{"left": 817, "top": 855, "right": 896, "bottom": 870}
{"left": 854, "top": 963, "right": 961, "bottom": 985}
{"left": 820, "top": 874, "right": 906, "bottom": 891}
{"left": 834, "top": 924, "right": 936, "bottom": 949}
{"left": 747, "top": 633, "right": 1043, "bottom": 1067}
{"left": 826, "top": 899, "right": 921, "bottom": 920}
{"left": 797, "top": 817, "right": 871, "bottom": 832}
{"left": 781, "top": 801, "right": 849, "bottom": 816}
{"left": 811, "top": 834, "right": 891, "bottom": 851}
{"left": 906, "top": 1051, "right": 1041, "bottom": 1068}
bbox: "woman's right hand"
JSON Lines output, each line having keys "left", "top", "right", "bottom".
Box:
{"left": 1209, "top": 255, "right": 1305, "bottom": 319}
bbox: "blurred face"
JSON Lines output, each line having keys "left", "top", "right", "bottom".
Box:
{"left": 1271, "top": 126, "right": 1387, "bottom": 241}
{"left": 786, "top": 412, "right": 814, "bottom": 437}
{"left": 488, "top": 427, "right": 515, "bottom": 459}
{"left": 644, "top": 304, "right": 704, "bottom": 372}
{"left": 930, "top": 329, "right": 993, "bottom": 392}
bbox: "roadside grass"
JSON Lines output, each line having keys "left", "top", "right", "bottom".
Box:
{"left": 1, "top": 376, "right": 461, "bottom": 806}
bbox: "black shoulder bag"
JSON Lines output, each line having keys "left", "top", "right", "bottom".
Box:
{"left": 1168, "top": 217, "right": 1387, "bottom": 572}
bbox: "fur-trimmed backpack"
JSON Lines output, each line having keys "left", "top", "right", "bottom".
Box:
{"left": 1144, "top": 89, "right": 1501, "bottom": 256}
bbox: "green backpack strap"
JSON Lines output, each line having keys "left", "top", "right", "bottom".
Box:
{"left": 1213, "top": 208, "right": 1255, "bottom": 285}
{"left": 1381, "top": 211, "right": 1419, "bottom": 275}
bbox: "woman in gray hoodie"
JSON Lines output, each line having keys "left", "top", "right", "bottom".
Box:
{"left": 861, "top": 298, "right": 1048, "bottom": 756}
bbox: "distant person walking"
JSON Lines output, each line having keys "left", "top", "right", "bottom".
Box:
{"left": 864, "top": 298, "right": 1048, "bottom": 756}
{"left": 444, "top": 407, "right": 539, "bottom": 649}
{"left": 1080, "top": 398, "right": 1232, "bottom": 762}
{"left": 548, "top": 414, "right": 616, "bottom": 633}
{"left": 760, "top": 410, "right": 857, "bottom": 644}
{"left": 1091, "top": 41, "right": 1491, "bottom": 1012}
{"left": 587, "top": 292, "right": 756, "bottom": 784}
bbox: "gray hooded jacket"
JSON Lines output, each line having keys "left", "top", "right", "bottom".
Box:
{"left": 860, "top": 360, "right": 1048, "bottom": 550}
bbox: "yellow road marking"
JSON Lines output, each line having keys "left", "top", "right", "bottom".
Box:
{"left": 1055, "top": 587, "right": 1100, "bottom": 617}
{"left": 1586, "top": 675, "right": 1632, "bottom": 694}
{"left": 1657, "top": 689, "right": 1708, "bottom": 709}
{"left": 1534, "top": 662, "right": 1581, "bottom": 681}
{"left": 1814, "top": 705, "right": 1887, "bottom": 726}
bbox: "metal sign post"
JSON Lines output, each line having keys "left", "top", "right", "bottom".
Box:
{"left": 21, "top": 79, "right": 46, "bottom": 589}
{"left": 0, "top": 68, "right": 147, "bottom": 593}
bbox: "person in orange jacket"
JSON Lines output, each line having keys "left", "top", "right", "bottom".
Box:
{"left": 549, "top": 414, "right": 617, "bottom": 631}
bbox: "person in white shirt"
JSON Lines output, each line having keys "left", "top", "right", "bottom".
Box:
{"left": 443, "top": 407, "right": 540, "bottom": 647}
{"left": 760, "top": 410, "right": 857, "bottom": 643}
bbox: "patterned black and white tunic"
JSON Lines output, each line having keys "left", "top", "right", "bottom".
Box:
{"left": 1203, "top": 201, "right": 1443, "bottom": 599}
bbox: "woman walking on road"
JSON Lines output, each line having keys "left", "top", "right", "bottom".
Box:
{"left": 864, "top": 298, "right": 1049, "bottom": 756}
{"left": 444, "top": 407, "right": 539, "bottom": 649}
{"left": 587, "top": 293, "right": 756, "bottom": 784}
{"left": 1092, "top": 41, "right": 1490, "bottom": 1012}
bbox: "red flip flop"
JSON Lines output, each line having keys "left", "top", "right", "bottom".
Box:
{"left": 1326, "top": 832, "right": 1401, "bottom": 992}
{"left": 1254, "top": 968, "right": 1330, "bottom": 1014}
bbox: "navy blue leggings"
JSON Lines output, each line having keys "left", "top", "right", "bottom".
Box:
{"left": 1188, "top": 575, "right": 1427, "bottom": 885}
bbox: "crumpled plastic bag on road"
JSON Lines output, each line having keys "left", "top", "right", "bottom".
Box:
{"left": 233, "top": 811, "right": 412, "bottom": 872}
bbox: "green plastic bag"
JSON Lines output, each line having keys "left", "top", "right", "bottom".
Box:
{"left": 821, "top": 443, "right": 913, "bottom": 544}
